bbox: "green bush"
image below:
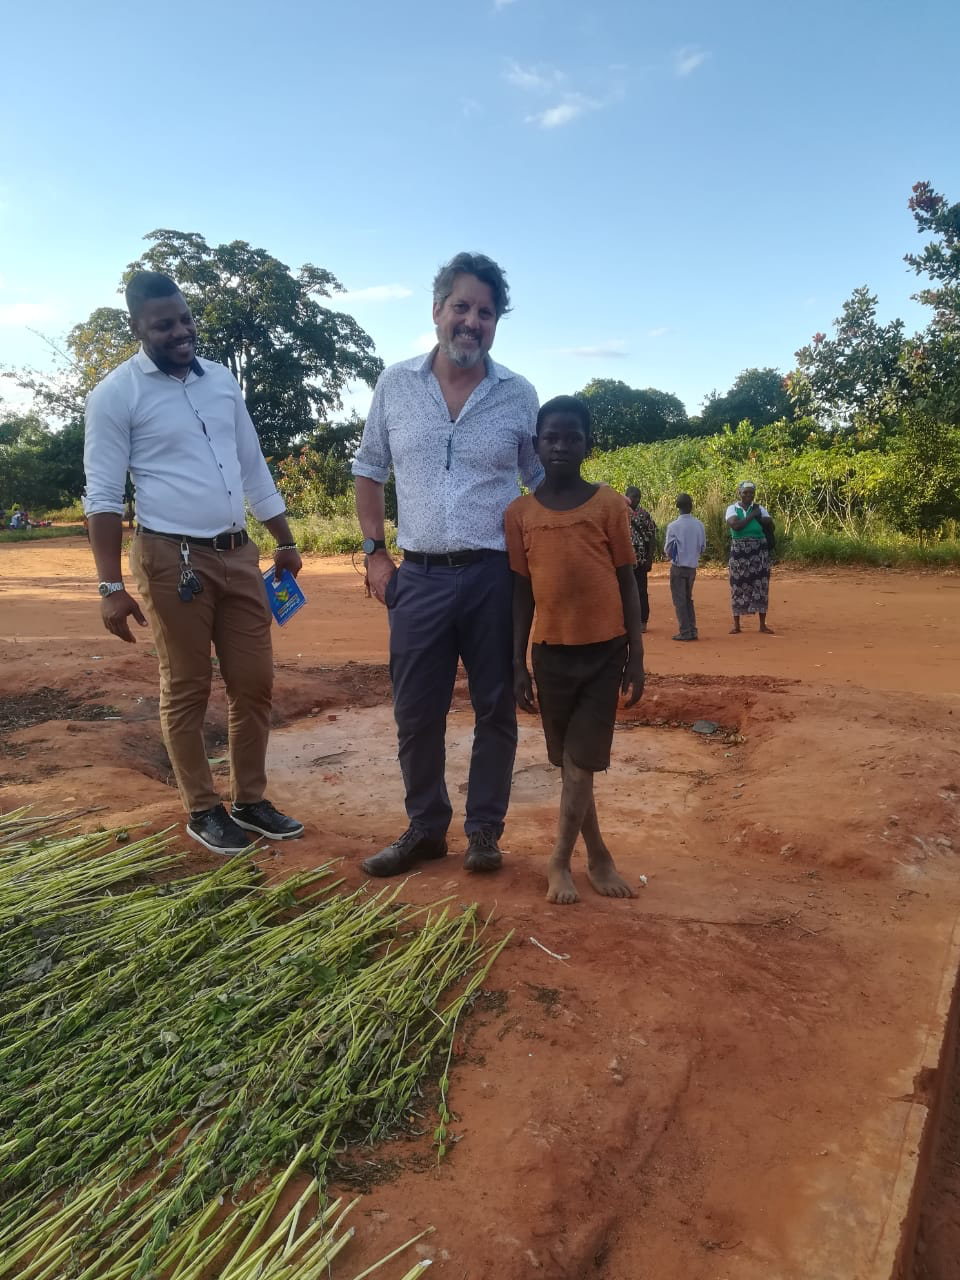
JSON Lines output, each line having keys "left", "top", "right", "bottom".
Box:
{"left": 41, "top": 501, "right": 86, "bottom": 522}
{"left": 248, "top": 513, "right": 398, "bottom": 558}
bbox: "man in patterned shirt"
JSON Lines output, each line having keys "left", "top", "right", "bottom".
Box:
{"left": 353, "top": 252, "right": 541, "bottom": 877}
{"left": 625, "top": 486, "right": 657, "bottom": 632}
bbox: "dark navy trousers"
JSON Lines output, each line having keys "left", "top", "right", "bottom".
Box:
{"left": 385, "top": 553, "right": 517, "bottom": 839}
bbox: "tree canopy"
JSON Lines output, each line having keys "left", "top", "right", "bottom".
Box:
{"left": 698, "top": 367, "right": 794, "bottom": 433}
{"left": 575, "top": 378, "right": 689, "bottom": 450}
{"left": 788, "top": 181, "right": 960, "bottom": 430}
{"left": 126, "top": 230, "right": 384, "bottom": 456}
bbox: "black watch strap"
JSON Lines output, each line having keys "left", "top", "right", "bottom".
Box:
{"left": 362, "top": 538, "right": 387, "bottom": 555}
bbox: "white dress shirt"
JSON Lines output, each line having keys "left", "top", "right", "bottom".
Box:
{"left": 83, "top": 349, "right": 285, "bottom": 537}
{"left": 663, "top": 513, "right": 706, "bottom": 567}
{"left": 352, "top": 350, "right": 542, "bottom": 552}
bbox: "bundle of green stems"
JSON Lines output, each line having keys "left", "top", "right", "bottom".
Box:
{"left": 0, "top": 813, "right": 506, "bottom": 1278}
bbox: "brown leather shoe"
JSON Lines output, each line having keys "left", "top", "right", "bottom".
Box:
{"left": 464, "top": 828, "right": 503, "bottom": 873}
{"left": 362, "top": 827, "right": 448, "bottom": 877}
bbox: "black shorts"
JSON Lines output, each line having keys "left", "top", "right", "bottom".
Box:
{"left": 531, "top": 636, "right": 628, "bottom": 772}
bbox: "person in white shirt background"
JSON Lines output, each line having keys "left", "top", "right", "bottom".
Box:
{"left": 83, "top": 271, "right": 304, "bottom": 855}
{"left": 663, "top": 493, "right": 706, "bottom": 642}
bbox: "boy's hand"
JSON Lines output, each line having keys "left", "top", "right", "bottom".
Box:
{"left": 621, "top": 653, "right": 645, "bottom": 708}
{"left": 514, "top": 665, "right": 537, "bottom": 713}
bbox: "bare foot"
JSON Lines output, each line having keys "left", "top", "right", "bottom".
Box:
{"left": 587, "top": 850, "right": 635, "bottom": 899}
{"left": 729, "top": 626, "right": 741, "bottom": 634}
{"left": 760, "top": 624, "right": 775, "bottom": 633}
{"left": 546, "top": 858, "right": 579, "bottom": 904}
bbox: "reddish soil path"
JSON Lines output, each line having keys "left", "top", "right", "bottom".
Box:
{"left": 2, "top": 538, "right": 960, "bottom": 1279}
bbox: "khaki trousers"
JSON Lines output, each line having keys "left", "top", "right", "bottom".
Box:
{"left": 130, "top": 532, "right": 274, "bottom": 814}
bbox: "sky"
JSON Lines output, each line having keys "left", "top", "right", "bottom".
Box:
{"left": 2, "top": 0, "right": 958, "bottom": 424}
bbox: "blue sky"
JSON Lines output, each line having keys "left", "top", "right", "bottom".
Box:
{"left": 2, "top": 0, "right": 958, "bottom": 423}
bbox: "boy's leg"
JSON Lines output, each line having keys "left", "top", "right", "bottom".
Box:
{"left": 686, "top": 568, "right": 698, "bottom": 638}
{"left": 633, "top": 565, "right": 650, "bottom": 627}
{"left": 580, "top": 796, "right": 635, "bottom": 898}
{"left": 547, "top": 753, "right": 594, "bottom": 904}
{"left": 669, "top": 564, "right": 686, "bottom": 634}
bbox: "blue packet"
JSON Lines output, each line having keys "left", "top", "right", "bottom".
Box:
{"left": 262, "top": 567, "right": 307, "bottom": 626}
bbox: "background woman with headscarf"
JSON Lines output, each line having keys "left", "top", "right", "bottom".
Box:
{"left": 725, "top": 482, "right": 774, "bottom": 634}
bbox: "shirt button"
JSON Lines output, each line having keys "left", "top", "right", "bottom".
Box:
{"left": 219, "top": 464, "right": 223, "bottom": 469}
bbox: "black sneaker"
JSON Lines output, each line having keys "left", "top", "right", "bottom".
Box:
{"left": 464, "top": 828, "right": 503, "bottom": 873}
{"left": 231, "top": 800, "right": 304, "bottom": 840}
{"left": 362, "top": 827, "right": 448, "bottom": 877}
{"left": 187, "top": 804, "right": 253, "bottom": 855}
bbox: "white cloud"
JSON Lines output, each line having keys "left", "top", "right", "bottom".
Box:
{"left": 461, "top": 97, "right": 483, "bottom": 117}
{"left": 553, "top": 341, "right": 628, "bottom": 359}
{"left": 0, "top": 302, "right": 57, "bottom": 326}
{"left": 674, "top": 46, "right": 710, "bottom": 76}
{"left": 414, "top": 331, "right": 436, "bottom": 354}
{"left": 333, "top": 284, "right": 413, "bottom": 305}
{"left": 527, "top": 93, "right": 598, "bottom": 129}
{"left": 647, "top": 326, "right": 668, "bottom": 338}
{"left": 504, "top": 59, "right": 564, "bottom": 93}
{"left": 493, "top": 0, "right": 518, "bottom": 8}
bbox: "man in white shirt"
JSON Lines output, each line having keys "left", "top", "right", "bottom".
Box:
{"left": 353, "top": 252, "right": 541, "bottom": 877}
{"left": 663, "top": 493, "right": 706, "bottom": 642}
{"left": 83, "top": 270, "right": 303, "bottom": 855}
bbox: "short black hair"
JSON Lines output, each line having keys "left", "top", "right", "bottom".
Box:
{"left": 433, "top": 252, "right": 511, "bottom": 319}
{"left": 625, "top": 486, "right": 641, "bottom": 501}
{"left": 125, "top": 270, "right": 182, "bottom": 320}
{"left": 535, "top": 395, "right": 592, "bottom": 442}
{"left": 676, "top": 492, "right": 693, "bottom": 512}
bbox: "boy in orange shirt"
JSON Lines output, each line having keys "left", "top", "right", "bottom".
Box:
{"left": 505, "top": 395, "right": 645, "bottom": 904}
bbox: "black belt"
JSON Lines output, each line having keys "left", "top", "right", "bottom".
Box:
{"left": 139, "top": 526, "right": 249, "bottom": 551}
{"left": 403, "top": 548, "right": 503, "bottom": 568}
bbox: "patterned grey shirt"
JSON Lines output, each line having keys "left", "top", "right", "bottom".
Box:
{"left": 352, "top": 350, "right": 542, "bottom": 553}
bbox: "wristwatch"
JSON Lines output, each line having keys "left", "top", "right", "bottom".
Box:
{"left": 361, "top": 538, "right": 387, "bottom": 555}
{"left": 98, "top": 581, "right": 125, "bottom": 597}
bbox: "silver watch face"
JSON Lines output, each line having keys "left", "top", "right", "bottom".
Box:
{"left": 98, "top": 582, "right": 122, "bottom": 597}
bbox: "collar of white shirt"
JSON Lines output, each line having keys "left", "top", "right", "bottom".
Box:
{"left": 415, "top": 347, "right": 517, "bottom": 386}
{"left": 135, "top": 346, "right": 206, "bottom": 380}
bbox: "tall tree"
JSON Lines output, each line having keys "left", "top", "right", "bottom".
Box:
{"left": 576, "top": 378, "right": 689, "bottom": 450}
{"left": 903, "top": 181, "right": 960, "bottom": 422}
{"left": 127, "top": 230, "right": 383, "bottom": 455}
{"left": 699, "top": 367, "right": 794, "bottom": 432}
{"left": 787, "top": 287, "right": 907, "bottom": 431}
{"left": 0, "top": 411, "right": 85, "bottom": 511}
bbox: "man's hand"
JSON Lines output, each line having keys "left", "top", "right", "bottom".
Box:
{"left": 621, "top": 652, "right": 645, "bottom": 708}
{"left": 366, "top": 549, "right": 397, "bottom": 606}
{"left": 101, "top": 591, "right": 148, "bottom": 644}
{"left": 514, "top": 664, "right": 537, "bottom": 714}
{"left": 273, "top": 546, "right": 303, "bottom": 582}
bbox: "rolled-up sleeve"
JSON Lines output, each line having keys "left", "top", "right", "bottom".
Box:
{"left": 234, "top": 384, "right": 286, "bottom": 522}
{"left": 351, "top": 374, "right": 392, "bottom": 484}
{"left": 83, "top": 382, "right": 131, "bottom": 516}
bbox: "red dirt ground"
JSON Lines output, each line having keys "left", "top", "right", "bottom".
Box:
{"left": 2, "top": 538, "right": 960, "bottom": 1280}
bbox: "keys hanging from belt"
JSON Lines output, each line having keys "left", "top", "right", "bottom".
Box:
{"left": 178, "top": 540, "right": 203, "bottom": 603}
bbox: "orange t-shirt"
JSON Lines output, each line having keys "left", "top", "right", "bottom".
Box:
{"left": 504, "top": 485, "right": 636, "bottom": 645}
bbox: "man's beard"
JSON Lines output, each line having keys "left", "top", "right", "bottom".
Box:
{"left": 437, "top": 330, "right": 486, "bottom": 369}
